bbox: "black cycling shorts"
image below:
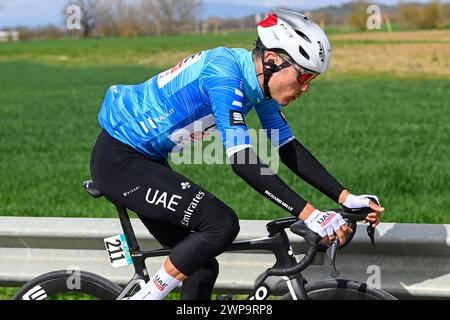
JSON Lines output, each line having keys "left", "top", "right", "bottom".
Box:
{"left": 90, "top": 130, "right": 218, "bottom": 228}
{"left": 90, "top": 130, "right": 240, "bottom": 276}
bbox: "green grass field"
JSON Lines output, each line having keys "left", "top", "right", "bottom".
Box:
{"left": 0, "top": 32, "right": 449, "bottom": 224}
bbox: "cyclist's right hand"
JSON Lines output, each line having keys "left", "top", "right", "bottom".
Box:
{"left": 304, "top": 209, "right": 353, "bottom": 244}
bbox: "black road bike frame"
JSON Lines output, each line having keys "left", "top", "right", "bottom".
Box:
{"left": 114, "top": 202, "right": 308, "bottom": 300}
{"left": 83, "top": 180, "right": 376, "bottom": 300}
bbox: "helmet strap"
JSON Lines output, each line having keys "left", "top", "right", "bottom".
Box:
{"left": 259, "top": 48, "right": 291, "bottom": 100}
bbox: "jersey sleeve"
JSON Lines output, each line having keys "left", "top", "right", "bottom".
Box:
{"left": 200, "top": 56, "right": 252, "bottom": 157}
{"left": 255, "top": 99, "right": 296, "bottom": 148}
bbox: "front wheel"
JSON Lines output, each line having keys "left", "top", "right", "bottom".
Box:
{"left": 12, "top": 270, "right": 123, "bottom": 300}
{"left": 281, "top": 279, "right": 397, "bottom": 300}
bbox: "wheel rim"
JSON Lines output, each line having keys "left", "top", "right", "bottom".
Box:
{"left": 14, "top": 271, "right": 122, "bottom": 300}
{"left": 307, "top": 287, "right": 380, "bottom": 300}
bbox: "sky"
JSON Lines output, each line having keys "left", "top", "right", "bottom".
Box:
{"left": 0, "top": 0, "right": 446, "bottom": 29}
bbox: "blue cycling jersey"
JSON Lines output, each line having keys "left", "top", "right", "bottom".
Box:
{"left": 98, "top": 47, "right": 295, "bottom": 160}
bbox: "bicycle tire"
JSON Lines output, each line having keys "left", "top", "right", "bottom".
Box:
{"left": 12, "top": 270, "right": 123, "bottom": 300}
{"left": 281, "top": 279, "right": 397, "bottom": 300}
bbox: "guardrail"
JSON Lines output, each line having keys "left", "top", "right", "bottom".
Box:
{"left": 1, "top": 216, "right": 450, "bottom": 299}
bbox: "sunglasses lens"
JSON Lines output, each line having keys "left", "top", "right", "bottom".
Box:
{"left": 298, "top": 73, "right": 317, "bottom": 84}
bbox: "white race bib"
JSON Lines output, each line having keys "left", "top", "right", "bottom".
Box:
{"left": 104, "top": 234, "right": 133, "bottom": 268}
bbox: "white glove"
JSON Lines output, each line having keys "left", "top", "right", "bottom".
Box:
{"left": 304, "top": 209, "right": 347, "bottom": 238}
{"left": 342, "top": 194, "right": 380, "bottom": 209}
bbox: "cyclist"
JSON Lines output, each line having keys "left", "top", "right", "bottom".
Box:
{"left": 90, "top": 9, "right": 384, "bottom": 300}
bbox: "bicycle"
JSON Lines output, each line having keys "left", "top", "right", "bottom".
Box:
{"left": 12, "top": 180, "right": 397, "bottom": 300}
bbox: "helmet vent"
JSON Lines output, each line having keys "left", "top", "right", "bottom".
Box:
{"left": 298, "top": 45, "right": 310, "bottom": 61}
{"left": 295, "top": 30, "right": 311, "bottom": 43}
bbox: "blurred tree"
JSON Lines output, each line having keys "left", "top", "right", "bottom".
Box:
{"left": 421, "top": 0, "right": 449, "bottom": 29}
{"left": 69, "top": 0, "right": 99, "bottom": 37}
{"left": 399, "top": 1, "right": 449, "bottom": 29}
{"left": 35, "top": 25, "right": 66, "bottom": 39}
{"left": 347, "top": 1, "right": 372, "bottom": 30}
{"left": 14, "top": 27, "right": 34, "bottom": 40}
{"left": 95, "top": 0, "right": 132, "bottom": 37}
{"left": 398, "top": 3, "right": 421, "bottom": 29}
{"left": 64, "top": 0, "right": 137, "bottom": 37}
{"left": 118, "top": 16, "right": 139, "bottom": 37}
{"left": 139, "top": 0, "right": 165, "bottom": 36}
{"left": 138, "top": 0, "right": 202, "bottom": 36}
{"left": 308, "top": 12, "right": 332, "bottom": 30}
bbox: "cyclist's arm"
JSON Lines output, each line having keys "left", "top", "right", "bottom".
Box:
{"left": 200, "top": 56, "right": 252, "bottom": 157}
{"left": 278, "top": 139, "right": 346, "bottom": 204}
{"left": 255, "top": 100, "right": 346, "bottom": 204}
{"left": 230, "top": 146, "right": 314, "bottom": 219}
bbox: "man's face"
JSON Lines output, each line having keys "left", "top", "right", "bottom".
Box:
{"left": 269, "top": 66, "right": 312, "bottom": 106}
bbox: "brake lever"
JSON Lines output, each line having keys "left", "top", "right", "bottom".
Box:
{"left": 327, "top": 238, "right": 340, "bottom": 272}
{"left": 324, "top": 227, "right": 375, "bottom": 277}
{"left": 365, "top": 197, "right": 379, "bottom": 247}
{"left": 367, "top": 224, "right": 376, "bottom": 247}
{"left": 325, "top": 218, "right": 356, "bottom": 273}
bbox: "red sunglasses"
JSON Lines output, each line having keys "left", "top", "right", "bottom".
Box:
{"left": 279, "top": 56, "right": 319, "bottom": 84}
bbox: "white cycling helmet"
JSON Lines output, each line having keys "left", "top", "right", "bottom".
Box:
{"left": 257, "top": 9, "right": 331, "bottom": 74}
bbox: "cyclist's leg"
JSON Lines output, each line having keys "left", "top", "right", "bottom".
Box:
{"left": 180, "top": 259, "right": 219, "bottom": 300}
{"left": 138, "top": 216, "right": 219, "bottom": 300}
{"left": 90, "top": 130, "right": 239, "bottom": 298}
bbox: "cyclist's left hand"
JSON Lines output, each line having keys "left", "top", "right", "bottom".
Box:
{"left": 342, "top": 194, "right": 385, "bottom": 228}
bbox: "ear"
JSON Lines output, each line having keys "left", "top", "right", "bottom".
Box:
{"left": 264, "top": 51, "right": 278, "bottom": 63}
{"left": 264, "top": 52, "right": 283, "bottom": 72}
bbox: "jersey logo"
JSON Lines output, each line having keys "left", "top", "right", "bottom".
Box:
{"left": 170, "top": 114, "right": 217, "bottom": 150}
{"left": 182, "top": 190, "right": 206, "bottom": 227}
{"left": 230, "top": 110, "right": 246, "bottom": 126}
{"left": 145, "top": 188, "right": 183, "bottom": 213}
{"left": 157, "top": 52, "right": 203, "bottom": 88}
